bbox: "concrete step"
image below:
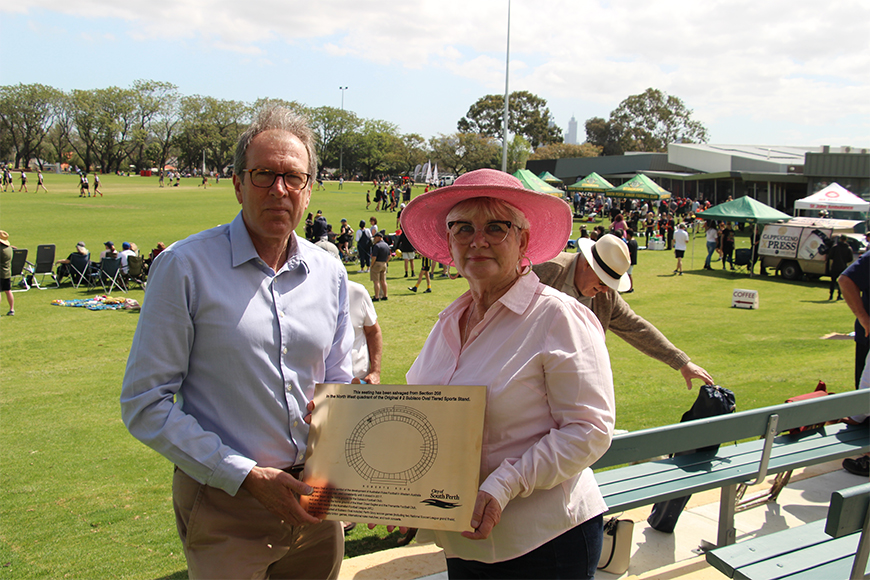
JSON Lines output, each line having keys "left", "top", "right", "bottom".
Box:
{"left": 338, "top": 459, "right": 866, "bottom": 580}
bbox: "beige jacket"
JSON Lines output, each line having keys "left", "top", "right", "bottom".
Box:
{"left": 534, "top": 252, "right": 690, "bottom": 371}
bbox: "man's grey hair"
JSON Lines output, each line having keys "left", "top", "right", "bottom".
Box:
{"left": 233, "top": 106, "right": 318, "bottom": 182}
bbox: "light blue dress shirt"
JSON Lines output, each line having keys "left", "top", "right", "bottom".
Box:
{"left": 121, "top": 212, "right": 353, "bottom": 496}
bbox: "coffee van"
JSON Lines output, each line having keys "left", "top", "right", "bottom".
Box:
{"left": 758, "top": 217, "right": 866, "bottom": 280}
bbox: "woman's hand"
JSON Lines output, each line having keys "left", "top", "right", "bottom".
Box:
{"left": 461, "top": 491, "right": 502, "bottom": 540}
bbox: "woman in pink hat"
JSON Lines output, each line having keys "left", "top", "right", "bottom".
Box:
{"left": 401, "top": 169, "right": 615, "bottom": 579}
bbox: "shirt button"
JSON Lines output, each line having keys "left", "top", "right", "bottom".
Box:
{"left": 279, "top": 311, "right": 285, "bottom": 318}
{"left": 293, "top": 421, "right": 298, "bottom": 427}
{"left": 282, "top": 347, "right": 288, "bottom": 354}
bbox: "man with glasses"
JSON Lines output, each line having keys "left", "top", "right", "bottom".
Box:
{"left": 122, "top": 106, "right": 352, "bottom": 579}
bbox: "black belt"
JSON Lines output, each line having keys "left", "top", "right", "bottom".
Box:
{"left": 283, "top": 465, "right": 305, "bottom": 478}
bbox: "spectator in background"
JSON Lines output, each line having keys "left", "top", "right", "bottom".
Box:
{"left": 370, "top": 231, "right": 391, "bottom": 301}
{"left": 100, "top": 241, "right": 118, "bottom": 260}
{"left": 624, "top": 229, "right": 638, "bottom": 293}
{"left": 312, "top": 210, "right": 328, "bottom": 242}
{"left": 644, "top": 211, "right": 657, "bottom": 246}
{"left": 673, "top": 222, "right": 689, "bottom": 275}
{"left": 347, "top": 279, "right": 382, "bottom": 384}
{"left": 704, "top": 221, "right": 718, "bottom": 270}
{"left": 119, "top": 242, "right": 137, "bottom": 273}
{"left": 356, "top": 220, "right": 372, "bottom": 273}
{"left": 396, "top": 229, "right": 416, "bottom": 278}
{"left": 55, "top": 241, "right": 90, "bottom": 283}
{"left": 720, "top": 225, "right": 735, "bottom": 270}
{"left": 610, "top": 213, "right": 627, "bottom": 237}
{"left": 0, "top": 231, "right": 14, "bottom": 315}
{"left": 826, "top": 235, "right": 854, "bottom": 301}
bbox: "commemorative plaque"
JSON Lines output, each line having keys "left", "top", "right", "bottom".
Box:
{"left": 301, "top": 383, "right": 486, "bottom": 532}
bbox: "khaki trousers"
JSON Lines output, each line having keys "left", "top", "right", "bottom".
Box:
{"left": 173, "top": 468, "right": 343, "bottom": 580}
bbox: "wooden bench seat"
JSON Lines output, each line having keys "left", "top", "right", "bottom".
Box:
{"left": 592, "top": 390, "right": 870, "bottom": 547}
{"left": 706, "top": 483, "right": 870, "bottom": 580}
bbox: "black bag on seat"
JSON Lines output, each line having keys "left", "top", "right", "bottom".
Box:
{"left": 647, "top": 385, "right": 736, "bottom": 533}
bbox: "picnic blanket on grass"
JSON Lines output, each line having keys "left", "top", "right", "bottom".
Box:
{"left": 52, "top": 296, "right": 140, "bottom": 311}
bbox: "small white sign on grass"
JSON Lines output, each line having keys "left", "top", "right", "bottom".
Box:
{"left": 732, "top": 289, "right": 759, "bottom": 309}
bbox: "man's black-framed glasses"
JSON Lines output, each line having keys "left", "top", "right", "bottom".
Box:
{"left": 243, "top": 168, "right": 311, "bottom": 190}
{"left": 447, "top": 220, "right": 515, "bottom": 245}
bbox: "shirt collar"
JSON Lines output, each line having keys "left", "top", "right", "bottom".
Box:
{"left": 229, "top": 212, "right": 308, "bottom": 274}
{"left": 440, "top": 270, "right": 542, "bottom": 322}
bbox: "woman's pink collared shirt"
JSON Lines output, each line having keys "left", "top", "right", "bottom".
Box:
{"left": 406, "top": 272, "right": 615, "bottom": 563}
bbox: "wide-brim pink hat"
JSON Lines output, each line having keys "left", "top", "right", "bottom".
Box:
{"left": 400, "top": 168, "right": 572, "bottom": 264}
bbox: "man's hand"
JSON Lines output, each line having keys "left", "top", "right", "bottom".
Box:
{"left": 461, "top": 491, "right": 502, "bottom": 540}
{"left": 241, "top": 466, "right": 320, "bottom": 525}
{"left": 362, "top": 370, "right": 380, "bottom": 385}
{"left": 679, "top": 362, "right": 714, "bottom": 390}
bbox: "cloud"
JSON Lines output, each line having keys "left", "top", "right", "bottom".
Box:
{"left": 5, "top": 0, "right": 869, "bottom": 144}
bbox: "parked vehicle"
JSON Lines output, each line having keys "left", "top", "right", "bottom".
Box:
{"left": 759, "top": 217, "right": 867, "bottom": 280}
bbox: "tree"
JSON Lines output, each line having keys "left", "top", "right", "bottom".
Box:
{"left": 127, "top": 80, "right": 180, "bottom": 171}
{"left": 344, "top": 119, "right": 401, "bottom": 180}
{"left": 308, "top": 106, "right": 361, "bottom": 171}
{"left": 391, "top": 133, "right": 428, "bottom": 176}
{"left": 587, "top": 88, "right": 709, "bottom": 155}
{"left": 505, "top": 135, "right": 532, "bottom": 173}
{"left": 147, "top": 83, "right": 182, "bottom": 174}
{"left": 530, "top": 142, "right": 602, "bottom": 160}
{"left": 458, "top": 91, "right": 562, "bottom": 149}
{"left": 69, "top": 89, "right": 103, "bottom": 171}
{"left": 0, "top": 83, "right": 62, "bottom": 168}
{"left": 174, "top": 96, "right": 247, "bottom": 173}
{"left": 429, "top": 133, "right": 500, "bottom": 175}
{"left": 43, "top": 92, "right": 75, "bottom": 166}
{"left": 584, "top": 117, "right": 622, "bottom": 156}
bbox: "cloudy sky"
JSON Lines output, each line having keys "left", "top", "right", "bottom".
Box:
{"left": 2, "top": 0, "right": 868, "bottom": 148}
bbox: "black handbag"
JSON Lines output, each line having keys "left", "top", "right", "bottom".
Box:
{"left": 647, "top": 385, "right": 736, "bottom": 533}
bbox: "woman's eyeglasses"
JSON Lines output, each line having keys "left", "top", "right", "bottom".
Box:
{"left": 447, "top": 220, "right": 516, "bottom": 245}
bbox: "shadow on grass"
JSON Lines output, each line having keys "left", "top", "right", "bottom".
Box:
{"left": 153, "top": 570, "right": 188, "bottom": 580}
{"left": 344, "top": 527, "right": 410, "bottom": 559}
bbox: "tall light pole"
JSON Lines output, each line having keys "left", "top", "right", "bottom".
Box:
{"left": 339, "top": 86, "right": 348, "bottom": 180}
{"left": 501, "top": 0, "right": 511, "bottom": 173}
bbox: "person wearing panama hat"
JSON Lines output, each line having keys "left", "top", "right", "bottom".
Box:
{"left": 534, "top": 234, "right": 715, "bottom": 390}
{"left": 402, "top": 168, "right": 615, "bottom": 578}
{"left": 0, "top": 230, "right": 14, "bottom": 315}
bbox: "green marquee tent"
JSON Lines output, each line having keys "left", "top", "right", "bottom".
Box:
{"left": 512, "top": 169, "right": 564, "bottom": 196}
{"left": 609, "top": 174, "right": 671, "bottom": 200}
{"left": 697, "top": 196, "right": 791, "bottom": 224}
{"left": 567, "top": 172, "right": 615, "bottom": 194}
{"left": 537, "top": 171, "right": 563, "bottom": 186}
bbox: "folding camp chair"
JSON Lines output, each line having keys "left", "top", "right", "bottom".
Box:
{"left": 29, "top": 244, "right": 59, "bottom": 289}
{"left": 124, "top": 255, "right": 146, "bottom": 290}
{"left": 9, "top": 248, "right": 29, "bottom": 290}
{"left": 98, "top": 257, "right": 127, "bottom": 294}
{"left": 67, "top": 253, "right": 92, "bottom": 289}
{"left": 732, "top": 248, "right": 753, "bottom": 275}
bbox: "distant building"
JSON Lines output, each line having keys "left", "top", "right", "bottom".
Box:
{"left": 526, "top": 144, "right": 869, "bottom": 215}
{"left": 564, "top": 115, "right": 578, "bottom": 145}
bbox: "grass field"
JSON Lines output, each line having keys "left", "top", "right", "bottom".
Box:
{"left": 0, "top": 172, "right": 858, "bottom": 578}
